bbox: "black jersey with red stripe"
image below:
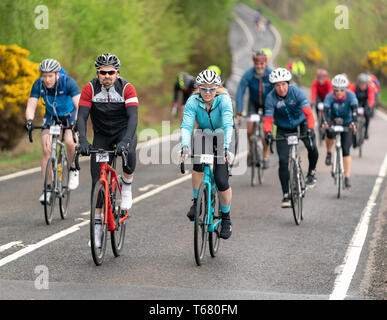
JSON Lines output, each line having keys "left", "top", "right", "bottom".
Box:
{"left": 79, "top": 77, "right": 138, "bottom": 136}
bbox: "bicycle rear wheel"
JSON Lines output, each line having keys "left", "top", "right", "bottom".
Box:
{"left": 209, "top": 186, "right": 220, "bottom": 258}
{"left": 289, "top": 160, "right": 302, "bottom": 225}
{"left": 111, "top": 177, "right": 126, "bottom": 257}
{"left": 90, "top": 180, "right": 108, "bottom": 266}
{"left": 194, "top": 182, "right": 208, "bottom": 266}
{"left": 44, "top": 158, "right": 56, "bottom": 225}
{"left": 59, "top": 153, "right": 70, "bottom": 219}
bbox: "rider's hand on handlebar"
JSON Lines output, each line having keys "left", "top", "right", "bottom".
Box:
{"left": 265, "top": 131, "right": 273, "bottom": 146}
{"left": 321, "top": 121, "right": 329, "bottom": 130}
{"left": 116, "top": 138, "right": 130, "bottom": 156}
{"left": 78, "top": 139, "right": 91, "bottom": 156}
{"left": 224, "top": 150, "right": 234, "bottom": 165}
{"left": 349, "top": 122, "right": 357, "bottom": 132}
{"left": 179, "top": 146, "right": 190, "bottom": 163}
{"left": 24, "top": 119, "right": 33, "bottom": 132}
{"left": 306, "top": 128, "right": 315, "bottom": 139}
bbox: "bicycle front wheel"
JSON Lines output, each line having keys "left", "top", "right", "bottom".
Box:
{"left": 90, "top": 180, "right": 108, "bottom": 266}
{"left": 289, "top": 160, "right": 302, "bottom": 225}
{"left": 256, "top": 140, "right": 264, "bottom": 185}
{"left": 59, "top": 153, "right": 70, "bottom": 219}
{"left": 251, "top": 140, "right": 257, "bottom": 186}
{"left": 111, "top": 177, "right": 126, "bottom": 257}
{"left": 336, "top": 149, "right": 343, "bottom": 198}
{"left": 44, "top": 158, "right": 56, "bottom": 225}
{"left": 194, "top": 182, "right": 208, "bottom": 266}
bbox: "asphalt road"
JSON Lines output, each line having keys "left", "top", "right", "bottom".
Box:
{"left": 0, "top": 3, "right": 386, "bottom": 301}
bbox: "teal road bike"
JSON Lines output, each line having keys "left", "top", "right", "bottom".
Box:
{"left": 180, "top": 131, "right": 230, "bottom": 266}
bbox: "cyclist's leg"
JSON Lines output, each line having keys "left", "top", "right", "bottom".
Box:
{"left": 187, "top": 165, "right": 204, "bottom": 221}
{"left": 214, "top": 163, "right": 232, "bottom": 239}
{"left": 341, "top": 131, "right": 352, "bottom": 178}
{"left": 259, "top": 105, "right": 269, "bottom": 160}
{"left": 300, "top": 121, "right": 319, "bottom": 174}
{"left": 41, "top": 114, "right": 53, "bottom": 182}
{"left": 62, "top": 110, "right": 77, "bottom": 169}
{"left": 276, "top": 128, "right": 291, "bottom": 195}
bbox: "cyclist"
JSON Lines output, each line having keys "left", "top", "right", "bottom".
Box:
{"left": 263, "top": 68, "right": 318, "bottom": 208}
{"left": 236, "top": 50, "right": 273, "bottom": 169}
{"left": 348, "top": 73, "right": 375, "bottom": 139}
{"left": 369, "top": 73, "right": 380, "bottom": 110}
{"left": 292, "top": 60, "right": 306, "bottom": 86}
{"left": 77, "top": 53, "right": 138, "bottom": 216}
{"left": 180, "top": 69, "right": 234, "bottom": 239}
{"left": 207, "top": 65, "right": 226, "bottom": 87}
{"left": 25, "top": 58, "right": 80, "bottom": 204}
{"left": 310, "top": 69, "right": 333, "bottom": 114}
{"left": 172, "top": 72, "right": 195, "bottom": 117}
{"left": 322, "top": 74, "right": 358, "bottom": 188}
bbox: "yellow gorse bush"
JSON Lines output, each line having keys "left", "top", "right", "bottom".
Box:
{"left": 0, "top": 44, "right": 43, "bottom": 150}
{"left": 288, "top": 34, "right": 323, "bottom": 64}
{"left": 362, "top": 45, "right": 387, "bottom": 77}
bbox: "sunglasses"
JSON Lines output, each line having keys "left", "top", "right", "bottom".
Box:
{"left": 254, "top": 62, "right": 265, "bottom": 66}
{"left": 334, "top": 88, "right": 346, "bottom": 92}
{"left": 98, "top": 70, "right": 116, "bottom": 75}
{"left": 199, "top": 87, "right": 217, "bottom": 93}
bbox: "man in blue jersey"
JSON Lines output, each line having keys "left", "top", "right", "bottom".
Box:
{"left": 236, "top": 50, "right": 274, "bottom": 168}
{"left": 25, "top": 59, "right": 80, "bottom": 204}
{"left": 322, "top": 74, "right": 358, "bottom": 188}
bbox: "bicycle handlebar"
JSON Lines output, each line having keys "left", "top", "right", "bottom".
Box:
{"left": 73, "top": 147, "right": 129, "bottom": 171}
{"left": 27, "top": 123, "right": 76, "bottom": 143}
{"left": 269, "top": 134, "right": 311, "bottom": 154}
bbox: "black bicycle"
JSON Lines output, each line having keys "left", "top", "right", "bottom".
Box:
{"left": 271, "top": 132, "right": 310, "bottom": 225}
{"left": 248, "top": 110, "right": 265, "bottom": 186}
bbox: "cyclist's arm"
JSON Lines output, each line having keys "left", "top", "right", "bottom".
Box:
{"left": 25, "top": 97, "right": 39, "bottom": 121}
{"left": 367, "top": 85, "right": 375, "bottom": 107}
{"left": 26, "top": 79, "right": 41, "bottom": 120}
{"left": 76, "top": 83, "right": 92, "bottom": 143}
{"left": 173, "top": 81, "right": 180, "bottom": 103}
{"left": 221, "top": 95, "right": 234, "bottom": 149}
{"left": 66, "top": 76, "right": 81, "bottom": 119}
{"left": 310, "top": 80, "right": 317, "bottom": 104}
{"left": 121, "top": 83, "right": 139, "bottom": 144}
{"left": 263, "top": 95, "right": 274, "bottom": 134}
{"left": 180, "top": 98, "right": 196, "bottom": 148}
{"left": 235, "top": 74, "right": 249, "bottom": 114}
{"left": 297, "top": 88, "right": 315, "bottom": 129}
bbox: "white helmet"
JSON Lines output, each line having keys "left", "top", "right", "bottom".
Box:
{"left": 357, "top": 73, "right": 370, "bottom": 84}
{"left": 269, "top": 67, "right": 292, "bottom": 83}
{"left": 332, "top": 74, "right": 348, "bottom": 89}
{"left": 39, "top": 58, "right": 61, "bottom": 73}
{"left": 195, "top": 69, "right": 222, "bottom": 86}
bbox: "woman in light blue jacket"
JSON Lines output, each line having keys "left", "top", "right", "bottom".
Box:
{"left": 180, "top": 69, "right": 234, "bottom": 239}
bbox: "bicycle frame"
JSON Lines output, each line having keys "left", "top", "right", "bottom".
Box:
{"left": 98, "top": 161, "right": 128, "bottom": 232}
{"left": 202, "top": 164, "right": 222, "bottom": 233}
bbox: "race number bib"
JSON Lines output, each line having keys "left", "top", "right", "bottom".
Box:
{"left": 200, "top": 154, "right": 214, "bottom": 164}
{"left": 249, "top": 114, "right": 260, "bottom": 122}
{"left": 49, "top": 125, "right": 61, "bottom": 135}
{"left": 287, "top": 136, "right": 298, "bottom": 145}
{"left": 96, "top": 152, "right": 109, "bottom": 163}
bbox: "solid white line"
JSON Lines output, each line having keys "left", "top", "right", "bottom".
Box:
{"left": 0, "top": 221, "right": 89, "bottom": 267}
{"left": 0, "top": 241, "right": 23, "bottom": 253}
{"left": 329, "top": 153, "right": 387, "bottom": 300}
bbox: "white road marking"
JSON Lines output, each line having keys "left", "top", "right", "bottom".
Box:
{"left": 0, "top": 221, "right": 89, "bottom": 267}
{"left": 0, "top": 241, "right": 23, "bottom": 253}
{"left": 329, "top": 153, "right": 387, "bottom": 300}
{"left": 138, "top": 184, "right": 160, "bottom": 192}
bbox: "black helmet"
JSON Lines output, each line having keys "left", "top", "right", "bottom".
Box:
{"left": 95, "top": 53, "right": 120, "bottom": 71}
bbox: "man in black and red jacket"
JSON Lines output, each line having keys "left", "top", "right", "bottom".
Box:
{"left": 77, "top": 53, "right": 138, "bottom": 215}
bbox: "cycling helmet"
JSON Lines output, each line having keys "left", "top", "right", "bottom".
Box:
{"left": 207, "top": 65, "right": 221, "bottom": 76}
{"left": 332, "top": 74, "right": 348, "bottom": 89}
{"left": 357, "top": 73, "right": 370, "bottom": 83}
{"left": 269, "top": 67, "right": 292, "bottom": 83}
{"left": 39, "top": 59, "right": 61, "bottom": 73}
{"left": 195, "top": 69, "right": 222, "bottom": 86}
{"left": 95, "top": 53, "right": 120, "bottom": 71}
{"left": 317, "top": 69, "right": 327, "bottom": 78}
{"left": 252, "top": 49, "right": 268, "bottom": 63}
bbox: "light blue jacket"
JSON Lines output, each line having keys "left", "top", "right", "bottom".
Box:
{"left": 180, "top": 93, "right": 234, "bottom": 149}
